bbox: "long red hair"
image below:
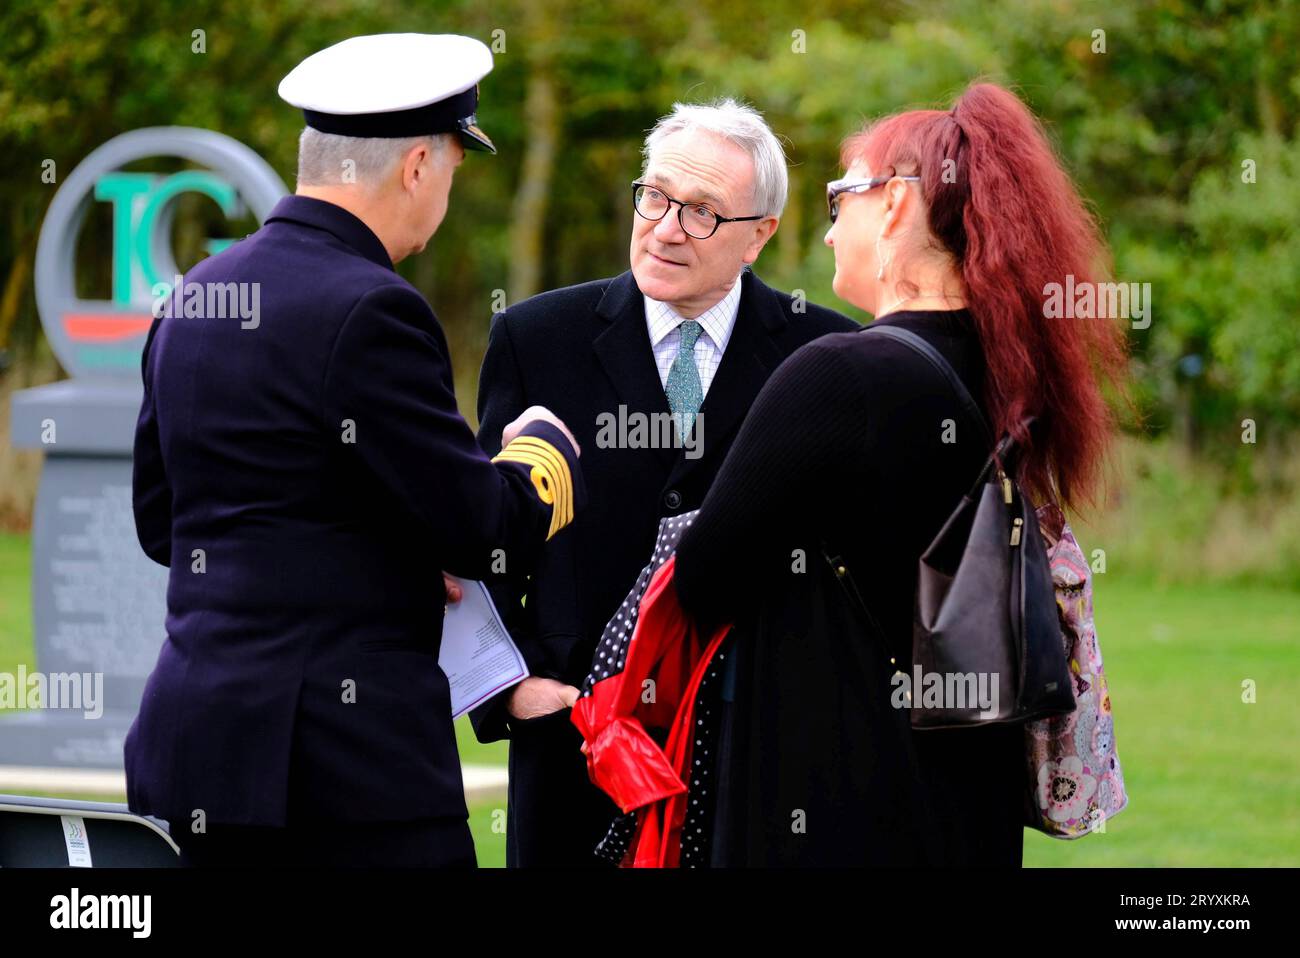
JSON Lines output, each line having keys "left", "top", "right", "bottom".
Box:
{"left": 842, "top": 82, "right": 1128, "bottom": 512}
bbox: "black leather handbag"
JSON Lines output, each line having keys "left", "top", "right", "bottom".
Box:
{"left": 830, "top": 324, "right": 1075, "bottom": 729}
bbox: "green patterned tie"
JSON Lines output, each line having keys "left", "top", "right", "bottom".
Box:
{"left": 665, "top": 319, "right": 704, "bottom": 439}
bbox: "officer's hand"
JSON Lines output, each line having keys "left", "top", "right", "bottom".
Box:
{"left": 442, "top": 573, "right": 463, "bottom": 605}
{"left": 507, "top": 676, "right": 580, "bottom": 721}
{"left": 502, "top": 405, "right": 581, "bottom": 457}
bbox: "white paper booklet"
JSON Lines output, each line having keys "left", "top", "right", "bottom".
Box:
{"left": 438, "top": 577, "right": 529, "bottom": 718}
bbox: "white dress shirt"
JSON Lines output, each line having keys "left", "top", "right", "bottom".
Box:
{"left": 644, "top": 272, "right": 744, "bottom": 398}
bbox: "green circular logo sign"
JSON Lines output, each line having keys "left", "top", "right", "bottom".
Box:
{"left": 35, "top": 127, "right": 287, "bottom": 379}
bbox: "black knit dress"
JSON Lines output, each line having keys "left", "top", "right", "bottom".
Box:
{"left": 673, "top": 309, "right": 1026, "bottom": 867}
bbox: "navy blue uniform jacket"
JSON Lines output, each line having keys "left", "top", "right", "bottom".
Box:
{"left": 125, "top": 195, "right": 582, "bottom": 828}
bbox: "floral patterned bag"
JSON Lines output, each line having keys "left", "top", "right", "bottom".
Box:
{"left": 1024, "top": 504, "right": 1129, "bottom": 837}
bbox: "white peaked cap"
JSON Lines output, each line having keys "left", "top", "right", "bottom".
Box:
{"left": 278, "top": 33, "right": 496, "bottom": 153}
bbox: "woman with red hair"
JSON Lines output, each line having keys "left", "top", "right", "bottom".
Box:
{"left": 671, "top": 81, "right": 1128, "bottom": 866}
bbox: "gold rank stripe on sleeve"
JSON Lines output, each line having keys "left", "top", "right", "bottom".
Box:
{"left": 492, "top": 435, "right": 574, "bottom": 539}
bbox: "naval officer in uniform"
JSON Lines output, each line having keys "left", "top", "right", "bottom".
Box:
{"left": 125, "top": 33, "right": 583, "bottom": 867}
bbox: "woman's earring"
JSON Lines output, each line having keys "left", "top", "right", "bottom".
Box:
{"left": 875, "top": 232, "right": 888, "bottom": 281}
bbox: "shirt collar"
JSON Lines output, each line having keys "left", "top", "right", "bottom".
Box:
{"left": 644, "top": 270, "right": 745, "bottom": 351}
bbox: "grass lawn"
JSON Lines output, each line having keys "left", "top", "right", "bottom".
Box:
{"left": 0, "top": 531, "right": 32, "bottom": 683}
{"left": 1023, "top": 575, "right": 1300, "bottom": 867}
{"left": 3, "top": 530, "right": 1297, "bottom": 867}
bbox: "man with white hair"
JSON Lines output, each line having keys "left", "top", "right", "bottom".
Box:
{"left": 126, "top": 34, "right": 583, "bottom": 867}
{"left": 470, "top": 98, "right": 857, "bottom": 866}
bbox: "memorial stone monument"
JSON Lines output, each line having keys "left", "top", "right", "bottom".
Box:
{"left": 3, "top": 128, "right": 286, "bottom": 768}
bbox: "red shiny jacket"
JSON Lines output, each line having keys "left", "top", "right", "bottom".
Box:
{"left": 571, "top": 553, "right": 731, "bottom": 867}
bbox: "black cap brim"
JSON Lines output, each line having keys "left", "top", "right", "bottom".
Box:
{"left": 459, "top": 117, "right": 496, "bottom": 154}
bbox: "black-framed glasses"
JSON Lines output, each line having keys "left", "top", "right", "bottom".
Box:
{"left": 826, "top": 173, "right": 921, "bottom": 224}
{"left": 631, "top": 181, "right": 765, "bottom": 239}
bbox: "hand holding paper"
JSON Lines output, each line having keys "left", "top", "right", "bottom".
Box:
{"left": 438, "top": 576, "right": 528, "bottom": 718}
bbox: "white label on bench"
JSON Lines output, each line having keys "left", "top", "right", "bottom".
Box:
{"left": 60, "top": 815, "right": 93, "bottom": 867}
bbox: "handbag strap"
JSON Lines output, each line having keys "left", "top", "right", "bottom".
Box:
{"left": 822, "top": 544, "right": 886, "bottom": 635}
{"left": 828, "top": 322, "right": 996, "bottom": 631}
{"left": 821, "top": 544, "right": 899, "bottom": 680}
{"left": 861, "top": 323, "right": 1034, "bottom": 495}
{"left": 826, "top": 323, "right": 1024, "bottom": 658}
{"left": 861, "top": 324, "right": 994, "bottom": 447}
